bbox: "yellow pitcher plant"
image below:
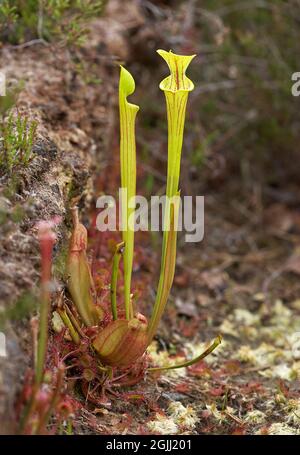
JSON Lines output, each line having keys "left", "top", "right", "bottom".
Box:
{"left": 66, "top": 50, "right": 221, "bottom": 370}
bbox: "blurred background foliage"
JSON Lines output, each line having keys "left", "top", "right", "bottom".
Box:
{"left": 133, "top": 0, "right": 299, "bottom": 210}
{"left": 0, "top": 0, "right": 105, "bottom": 46}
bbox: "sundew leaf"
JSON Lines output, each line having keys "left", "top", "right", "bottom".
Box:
{"left": 119, "top": 66, "right": 139, "bottom": 320}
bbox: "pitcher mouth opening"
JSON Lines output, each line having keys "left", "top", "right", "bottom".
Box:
{"left": 157, "top": 49, "right": 196, "bottom": 93}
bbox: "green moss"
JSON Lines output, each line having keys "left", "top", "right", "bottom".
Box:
{"left": 0, "top": 113, "right": 38, "bottom": 174}
{"left": 53, "top": 243, "right": 69, "bottom": 280}
{"left": 0, "top": 292, "right": 37, "bottom": 330}
{"left": 11, "top": 204, "right": 26, "bottom": 223}
{"left": 0, "top": 203, "right": 25, "bottom": 225}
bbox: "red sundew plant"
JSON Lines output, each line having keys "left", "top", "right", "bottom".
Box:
{"left": 19, "top": 50, "right": 222, "bottom": 430}
{"left": 18, "top": 219, "right": 76, "bottom": 435}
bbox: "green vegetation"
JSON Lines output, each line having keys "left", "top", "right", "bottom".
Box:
{"left": 138, "top": 1, "right": 299, "bottom": 194}
{"left": 0, "top": 112, "right": 38, "bottom": 173}
{"left": 0, "top": 0, "right": 105, "bottom": 46}
{"left": 0, "top": 202, "right": 25, "bottom": 225}
{"left": 190, "top": 0, "right": 299, "bottom": 188}
{"left": 0, "top": 292, "right": 37, "bottom": 330}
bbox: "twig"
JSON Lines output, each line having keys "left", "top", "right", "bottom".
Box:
{"left": 37, "top": 0, "right": 44, "bottom": 40}
{"left": 9, "top": 39, "right": 48, "bottom": 50}
{"left": 224, "top": 410, "right": 244, "bottom": 426}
